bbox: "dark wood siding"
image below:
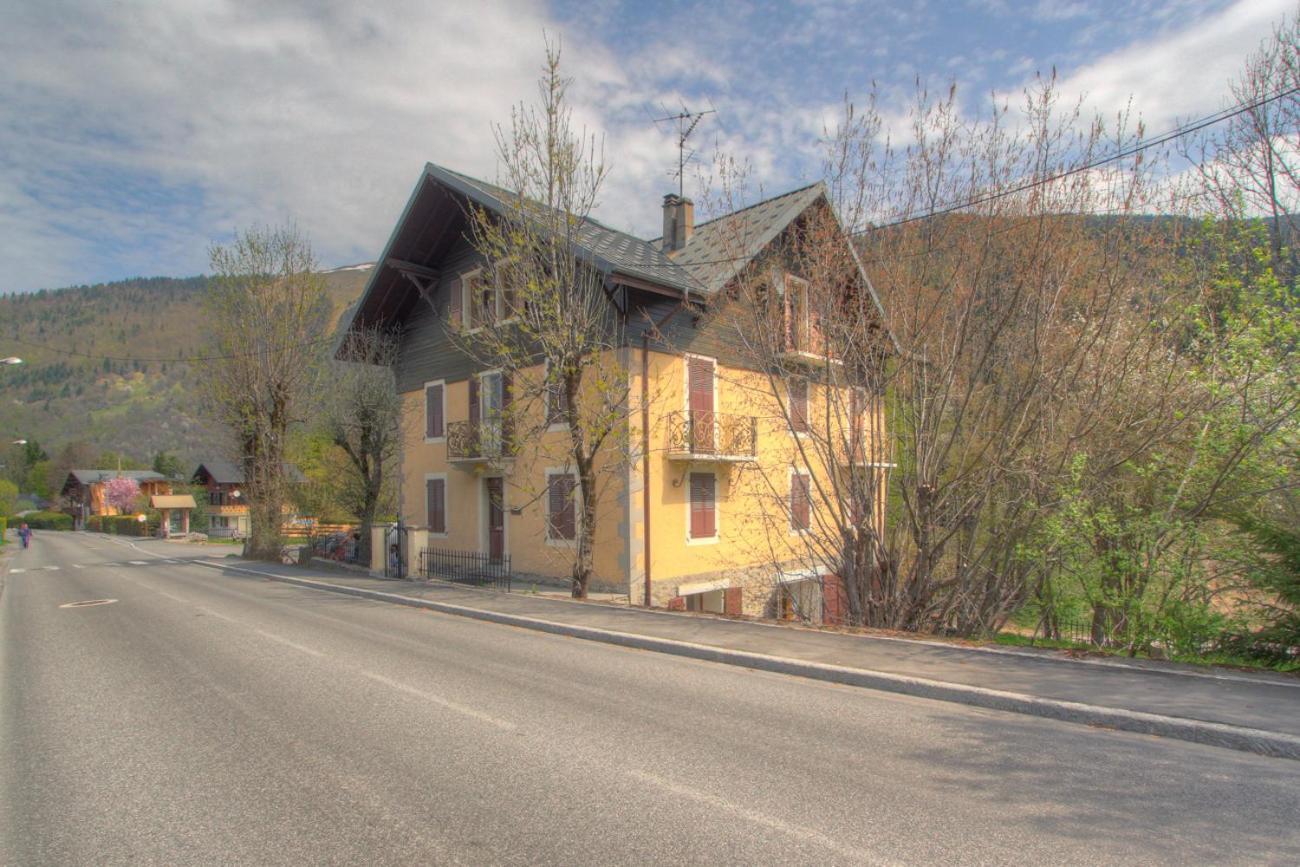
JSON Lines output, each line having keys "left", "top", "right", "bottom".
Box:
{"left": 394, "top": 236, "right": 489, "bottom": 393}
{"left": 622, "top": 289, "right": 757, "bottom": 371}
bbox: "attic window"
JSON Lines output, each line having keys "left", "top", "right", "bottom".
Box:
{"left": 461, "top": 261, "right": 520, "bottom": 330}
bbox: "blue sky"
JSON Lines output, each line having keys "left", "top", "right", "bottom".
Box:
{"left": 0, "top": 0, "right": 1292, "bottom": 293}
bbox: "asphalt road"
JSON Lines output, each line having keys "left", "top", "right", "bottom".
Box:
{"left": 3, "top": 532, "right": 1299, "bottom": 866}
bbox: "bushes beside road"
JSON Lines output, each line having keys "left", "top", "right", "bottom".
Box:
{"left": 87, "top": 514, "right": 157, "bottom": 536}
{"left": 11, "top": 511, "right": 72, "bottom": 531}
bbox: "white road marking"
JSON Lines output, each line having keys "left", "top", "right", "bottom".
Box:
{"left": 627, "top": 769, "right": 893, "bottom": 866}
{"left": 72, "top": 564, "right": 85, "bottom": 569}
{"left": 254, "top": 629, "right": 325, "bottom": 658}
{"left": 360, "top": 670, "right": 517, "bottom": 731}
{"left": 8, "top": 568, "right": 25, "bottom": 574}
{"left": 43, "top": 566, "right": 59, "bottom": 571}
{"left": 128, "top": 560, "right": 149, "bottom": 566}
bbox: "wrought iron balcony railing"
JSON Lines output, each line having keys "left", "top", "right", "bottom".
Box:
{"left": 666, "top": 410, "right": 757, "bottom": 462}
{"left": 446, "top": 420, "right": 514, "bottom": 463}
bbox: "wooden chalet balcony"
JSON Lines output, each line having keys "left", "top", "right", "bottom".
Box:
{"left": 666, "top": 410, "right": 757, "bottom": 462}
{"left": 777, "top": 313, "right": 840, "bottom": 366}
{"left": 446, "top": 420, "right": 515, "bottom": 465}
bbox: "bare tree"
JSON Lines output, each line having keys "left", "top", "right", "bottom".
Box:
{"left": 202, "top": 224, "right": 330, "bottom": 561}
{"left": 710, "top": 78, "right": 1206, "bottom": 636}
{"left": 322, "top": 326, "right": 404, "bottom": 565}
{"left": 1185, "top": 7, "right": 1300, "bottom": 284}
{"left": 449, "top": 43, "right": 629, "bottom": 598}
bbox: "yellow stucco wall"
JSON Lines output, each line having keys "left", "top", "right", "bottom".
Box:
{"left": 398, "top": 364, "right": 629, "bottom": 590}
{"left": 398, "top": 348, "right": 887, "bottom": 611}
{"left": 637, "top": 349, "right": 888, "bottom": 613}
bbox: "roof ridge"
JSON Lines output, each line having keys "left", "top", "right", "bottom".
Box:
{"left": 648, "top": 181, "right": 825, "bottom": 243}
{"left": 428, "top": 162, "right": 658, "bottom": 245}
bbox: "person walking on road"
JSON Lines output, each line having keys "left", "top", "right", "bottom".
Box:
{"left": 17, "top": 522, "right": 32, "bottom": 549}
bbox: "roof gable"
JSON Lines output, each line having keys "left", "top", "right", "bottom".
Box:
{"left": 343, "top": 164, "right": 885, "bottom": 342}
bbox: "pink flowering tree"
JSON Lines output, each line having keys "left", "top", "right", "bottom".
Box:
{"left": 103, "top": 476, "right": 141, "bottom": 513}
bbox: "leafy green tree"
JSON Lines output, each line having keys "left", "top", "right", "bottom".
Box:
{"left": 0, "top": 479, "right": 17, "bottom": 518}
{"left": 151, "top": 451, "right": 184, "bottom": 479}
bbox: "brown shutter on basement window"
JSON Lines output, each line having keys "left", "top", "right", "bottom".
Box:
{"left": 690, "top": 472, "right": 716, "bottom": 538}
{"left": 790, "top": 379, "right": 808, "bottom": 432}
{"left": 448, "top": 278, "right": 462, "bottom": 327}
{"left": 427, "top": 478, "right": 446, "bottom": 534}
{"left": 548, "top": 474, "right": 576, "bottom": 540}
{"left": 791, "top": 473, "right": 810, "bottom": 530}
{"left": 724, "top": 587, "right": 743, "bottom": 616}
{"left": 425, "top": 384, "right": 443, "bottom": 438}
{"left": 468, "top": 376, "right": 480, "bottom": 427}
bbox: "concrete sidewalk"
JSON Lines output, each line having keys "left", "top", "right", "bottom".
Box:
{"left": 135, "top": 538, "right": 1300, "bottom": 759}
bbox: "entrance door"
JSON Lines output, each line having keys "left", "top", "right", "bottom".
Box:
{"left": 688, "top": 356, "right": 715, "bottom": 453}
{"left": 486, "top": 477, "right": 505, "bottom": 562}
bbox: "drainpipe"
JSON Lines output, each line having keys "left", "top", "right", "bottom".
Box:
{"left": 641, "top": 299, "right": 686, "bottom": 607}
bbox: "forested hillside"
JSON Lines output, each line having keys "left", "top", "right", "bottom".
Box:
{"left": 0, "top": 265, "right": 372, "bottom": 471}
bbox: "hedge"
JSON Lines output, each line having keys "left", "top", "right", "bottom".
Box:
{"left": 97, "top": 514, "right": 156, "bottom": 536}
{"left": 15, "top": 511, "right": 73, "bottom": 531}
{"left": 0, "top": 516, "right": 6, "bottom": 544}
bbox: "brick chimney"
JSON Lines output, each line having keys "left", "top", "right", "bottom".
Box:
{"left": 662, "top": 194, "right": 694, "bottom": 253}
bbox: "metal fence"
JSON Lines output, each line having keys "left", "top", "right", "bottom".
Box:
{"left": 419, "top": 547, "right": 512, "bottom": 592}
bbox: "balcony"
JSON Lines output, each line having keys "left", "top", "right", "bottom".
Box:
{"left": 777, "top": 317, "right": 840, "bottom": 366}
{"left": 446, "top": 420, "right": 515, "bottom": 465}
{"left": 666, "top": 410, "right": 757, "bottom": 462}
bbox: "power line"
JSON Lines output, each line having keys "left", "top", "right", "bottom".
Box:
{"left": 652, "top": 83, "right": 1299, "bottom": 270}
{"left": 858, "top": 83, "right": 1300, "bottom": 234}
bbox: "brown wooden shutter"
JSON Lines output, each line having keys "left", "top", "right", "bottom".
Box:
{"left": 724, "top": 587, "right": 743, "bottom": 616}
{"left": 427, "top": 478, "right": 446, "bottom": 533}
{"left": 688, "top": 357, "right": 715, "bottom": 453}
{"left": 448, "top": 278, "right": 462, "bottom": 327}
{"left": 501, "top": 372, "right": 513, "bottom": 446}
{"left": 690, "top": 472, "right": 716, "bottom": 538}
{"left": 790, "top": 379, "right": 808, "bottom": 432}
{"left": 791, "top": 473, "right": 810, "bottom": 530}
{"left": 426, "top": 383, "right": 444, "bottom": 438}
{"left": 468, "top": 376, "right": 480, "bottom": 427}
{"left": 548, "top": 474, "right": 576, "bottom": 540}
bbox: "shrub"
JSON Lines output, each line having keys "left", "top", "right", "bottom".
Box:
{"left": 0, "top": 516, "right": 6, "bottom": 545}
{"left": 19, "top": 510, "right": 73, "bottom": 531}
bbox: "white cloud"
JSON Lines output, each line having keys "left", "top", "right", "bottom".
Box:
{"left": 1049, "top": 0, "right": 1292, "bottom": 130}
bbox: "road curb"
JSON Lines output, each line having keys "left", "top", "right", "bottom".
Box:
{"left": 195, "top": 559, "right": 1300, "bottom": 761}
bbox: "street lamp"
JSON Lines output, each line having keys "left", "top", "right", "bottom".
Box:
{"left": 1, "top": 357, "right": 21, "bottom": 365}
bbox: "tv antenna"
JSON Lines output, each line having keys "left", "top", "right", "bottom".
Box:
{"left": 652, "top": 104, "right": 715, "bottom": 197}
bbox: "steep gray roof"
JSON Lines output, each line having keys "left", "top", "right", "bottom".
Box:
{"left": 660, "top": 183, "right": 826, "bottom": 295}
{"left": 426, "top": 164, "right": 702, "bottom": 295}
{"left": 67, "top": 469, "right": 166, "bottom": 485}
{"left": 191, "top": 460, "right": 307, "bottom": 485}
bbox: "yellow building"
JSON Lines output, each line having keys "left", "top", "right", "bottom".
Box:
{"left": 344, "top": 164, "right": 892, "bottom": 623}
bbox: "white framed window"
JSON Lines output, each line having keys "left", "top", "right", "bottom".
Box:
{"left": 545, "top": 360, "right": 569, "bottom": 431}
{"left": 784, "top": 274, "right": 811, "bottom": 352}
{"left": 459, "top": 261, "right": 520, "bottom": 331}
